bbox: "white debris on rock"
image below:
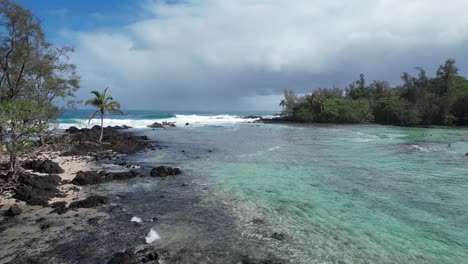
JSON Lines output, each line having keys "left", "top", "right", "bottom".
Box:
{"left": 145, "top": 228, "right": 160, "bottom": 244}
{"left": 131, "top": 216, "right": 143, "bottom": 223}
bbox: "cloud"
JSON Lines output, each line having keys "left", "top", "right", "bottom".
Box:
{"left": 71, "top": 0, "right": 468, "bottom": 111}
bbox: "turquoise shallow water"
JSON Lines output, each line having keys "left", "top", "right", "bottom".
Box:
{"left": 142, "top": 123, "right": 468, "bottom": 263}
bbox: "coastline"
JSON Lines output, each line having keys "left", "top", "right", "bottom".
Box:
{"left": 0, "top": 125, "right": 282, "bottom": 264}
{"left": 0, "top": 126, "right": 165, "bottom": 263}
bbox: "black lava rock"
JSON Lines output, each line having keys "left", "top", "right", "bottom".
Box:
{"left": 23, "top": 160, "right": 64, "bottom": 174}
{"left": 150, "top": 166, "right": 181, "bottom": 177}
{"left": 4, "top": 204, "right": 22, "bottom": 217}
{"left": 69, "top": 195, "right": 108, "bottom": 209}
{"left": 13, "top": 173, "right": 61, "bottom": 206}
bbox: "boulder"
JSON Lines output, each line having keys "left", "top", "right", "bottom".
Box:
{"left": 69, "top": 195, "right": 108, "bottom": 209}
{"left": 65, "top": 126, "right": 80, "bottom": 133}
{"left": 13, "top": 173, "right": 61, "bottom": 206}
{"left": 72, "top": 171, "right": 103, "bottom": 186}
{"left": 4, "top": 205, "right": 22, "bottom": 217}
{"left": 148, "top": 122, "right": 164, "bottom": 129}
{"left": 23, "top": 159, "right": 64, "bottom": 174}
{"left": 106, "top": 170, "right": 139, "bottom": 181}
{"left": 162, "top": 121, "right": 176, "bottom": 127}
{"left": 150, "top": 166, "right": 181, "bottom": 177}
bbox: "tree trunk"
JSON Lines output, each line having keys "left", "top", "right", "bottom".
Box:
{"left": 99, "top": 113, "right": 104, "bottom": 143}
{"left": 9, "top": 151, "right": 16, "bottom": 172}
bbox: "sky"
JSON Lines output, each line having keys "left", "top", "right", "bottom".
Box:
{"left": 15, "top": 0, "right": 468, "bottom": 111}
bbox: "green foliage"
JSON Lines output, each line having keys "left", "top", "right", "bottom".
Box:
{"left": 0, "top": 0, "right": 79, "bottom": 171}
{"left": 280, "top": 58, "right": 468, "bottom": 126}
{"left": 373, "top": 95, "right": 421, "bottom": 125}
{"left": 0, "top": 99, "right": 46, "bottom": 170}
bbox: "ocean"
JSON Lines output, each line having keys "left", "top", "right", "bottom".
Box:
{"left": 59, "top": 110, "right": 468, "bottom": 263}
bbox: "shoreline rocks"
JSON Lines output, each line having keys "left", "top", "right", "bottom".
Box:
{"left": 23, "top": 159, "right": 64, "bottom": 174}
{"left": 150, "top": 166, "right": 181, "bottom": 177}
{"left": 13, "top": 173, "right": 61, "bottom": 206}
{"left": 60, "top": 126, "right": 152, "bottom": 158}
{"left": 147, "top": 121, "right": 176, "bottom": 129}
{"left": 69, "top": 195, "right": 108, "bottom": 209}
{"left": 72, "top": 170, "right": 139, "bottom": 186}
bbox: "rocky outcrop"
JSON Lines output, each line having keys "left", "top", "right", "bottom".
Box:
{"left": 150, "top": 166, "right": 181, "bottom": 177}
{"left": 148, "top": 122, "right": 164, "bottom": 129}
{"left": 23, "top": 159, "right": 64, "bottom": 174}
{"left": 4, "top": 205, "right": 22, "bottom": 217}
{"left": 147, "top": 121, "right": 176, "bottom": 129}
{"left": 72, "top": 171, "right": 103, "bottom": 186}
{"left": 71, "top": 170, "right": 139, "bottom": 186}
{"left": 106, "top": 170, "right": 139, "bottom": 181}
{"left": 161, "top": 121, "right": 176, "bottom": 127}
{"left": 69, "top": 195, "right": 108, "bottom": 209}
{"left": 61, "top": 126, "right": 152, "bottom": 157}
{"left": 13, "top": 173, "right": 61, "bottom": 206}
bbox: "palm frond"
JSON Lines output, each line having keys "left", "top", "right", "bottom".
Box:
{"left": 84, "top": 98, "right": 101, "bottom": 106}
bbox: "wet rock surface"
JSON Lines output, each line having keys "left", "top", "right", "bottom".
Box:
{"left": 150, "top": 166, "right": 181, "bottom": 177}
{"left": 69, "top": 195, "right": 108, "bottom": 209}
{"left": 72, "top": 170, "right": 139, "bottom": 186}
{"left": 13, "top": 173, "right": 61, "bottom": 206}
{"left": 23, "top": 160, "right": 64, "bottom": 174}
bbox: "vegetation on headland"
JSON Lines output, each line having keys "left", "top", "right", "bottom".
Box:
{"left": 0, "top": 0, "right": 79, "bottom": 172}
{"left": 278, "top": 59, "right": 468, "bottom": 126}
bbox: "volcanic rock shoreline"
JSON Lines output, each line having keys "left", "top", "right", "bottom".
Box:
{"left": 0, "top": 125, "right": 185, "bottom": 264}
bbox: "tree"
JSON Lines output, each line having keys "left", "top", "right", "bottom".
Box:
{"left": 0, "top": 0, "right": 79, "bottom": 172}
{"left": 85, "top": 88, "right": 123, "bottom": 143}
{"left": 279, "top": 88, "right": 296, "bottom": 116}
{"left": 0, "top": 99, "right": 44, "bottom": 171}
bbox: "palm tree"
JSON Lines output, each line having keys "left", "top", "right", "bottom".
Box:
{"left": 84, "top": 87, "right": 123, "bottom": 143}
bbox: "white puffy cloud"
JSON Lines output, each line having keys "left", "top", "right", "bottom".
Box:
{"left": 71, "top": 0, "right": 468, "bottom": 111}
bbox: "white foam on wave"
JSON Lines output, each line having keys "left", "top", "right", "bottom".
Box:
{"left": 239, "top": 146, "right": 281, "bottom": 158}
{"left": 58, "top": 114, "right": 261, "bottom": 129}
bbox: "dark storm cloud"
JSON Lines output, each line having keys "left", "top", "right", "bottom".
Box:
{"left": 71, "top": 0, "right": 468, "bottom": 111}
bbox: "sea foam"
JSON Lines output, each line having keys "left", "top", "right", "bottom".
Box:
{"left": 58, "top": 114, "right": 261, "bottom": 129}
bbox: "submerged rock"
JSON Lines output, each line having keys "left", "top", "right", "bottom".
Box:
{"left": 240, "top": 256, "right": 285, "bottom": 264}
{"left": 150, "top": 166, "right": 181, "bottom": 177}
{"left": 23, "top": 159, "right": 64, "bottom": 174}
{"left": 69, "top": 195, "right": 108, "bottom": 209}
{"left": 4, "top": 204, "right": 22, "bottom": 217}
{"left": 271, "top": 232, "right": 286, "bottom": 241}
{"left": 13, "top": 173, "right": 61, "bottom": 206}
